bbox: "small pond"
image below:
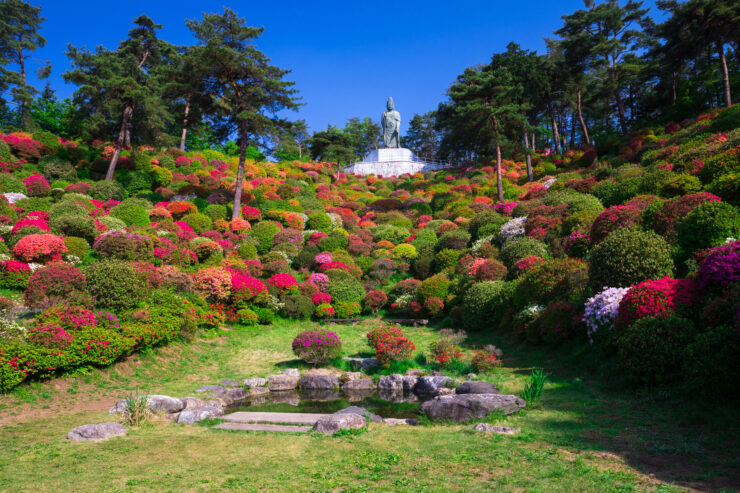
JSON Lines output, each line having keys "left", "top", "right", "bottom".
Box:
{"left": 228, "top": 389, "right": 429, "bottom": 419}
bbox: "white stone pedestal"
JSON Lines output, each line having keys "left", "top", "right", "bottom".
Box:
{"left": 344, "top": 148, "right": 446, "bottom": 177}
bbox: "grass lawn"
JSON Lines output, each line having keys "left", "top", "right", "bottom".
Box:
{"left": 0, "top": 319, "right": 737, "bottom": 492}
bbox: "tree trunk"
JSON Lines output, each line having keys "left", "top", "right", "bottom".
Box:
{"left": 523, "top": 128, "right": 533, "bottom": 182}
{"left": 232, "top": 130, "right": 248, "bottom": 221}
{"left": 672, "top": 72, "right": 677, "bottom": 105}
{"left": 614, "top": 88, "right": 627, "bottom": 134}
{"left": 577, "top": 89, "right": 590, "bottom": 145}
{"left": 179, "top": 97, "right": 191, "bottom": 151}
{"left": 718, "top": 43, "right": 732, "bottom": 107}
{"left": 531, "top": 132, "right": 535, "bottom": 152}
{"left": 570, "top": 111, "right": 576, "bottom": 148}
{"left": 551, "top": 111, "right": 561, "bottom": 155}
{"left": 492, "top": 116, "right": 503, "bottom": 201}
{"left": 106, "top": 105, "right": 133, "bottom": 181}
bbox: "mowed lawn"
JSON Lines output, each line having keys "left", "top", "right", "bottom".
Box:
{"left": 0, "top": 320, "right": 737, "bottom": 493}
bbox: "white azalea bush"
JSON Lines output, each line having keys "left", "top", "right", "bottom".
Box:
{"left": 583, "top": 287, "right": 630, "bottom": 344}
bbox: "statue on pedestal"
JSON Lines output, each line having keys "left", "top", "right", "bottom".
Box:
{"left": 381, "top": 97, "right": 401, "bottom": 148}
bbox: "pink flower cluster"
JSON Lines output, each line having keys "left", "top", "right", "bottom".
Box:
{"left": 11, "top": 218, "right": 50, "bottom": 234}
{"left": 617, "top": 277, "right": 698, "bottom": 328}
{"left": 13, "top": 234, "right": 67, "bottom": 263}
{"left": 22, "top": 174, "right": 50, "bottom": 197}
{"left": 27, "top": 323, "right": 73, "bottom": 349}
{"left": 311, "top": 292, "right": 331, "bottom": 305}
{"left": 267, "top": 273, "right": 298, "bottom": 293}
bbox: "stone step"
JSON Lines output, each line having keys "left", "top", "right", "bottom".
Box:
{"left": 213, "top": 422, "right": 311, "bottom": 433}
{"left": 221, "top": 411, "right": 330, "bottom": 425}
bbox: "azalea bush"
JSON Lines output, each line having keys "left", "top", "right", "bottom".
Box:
{"left": 291, "top": 329, "right": 342, "bottom": 365}
{"left": 13, "top": 234, "right": 67, "bottom": 263}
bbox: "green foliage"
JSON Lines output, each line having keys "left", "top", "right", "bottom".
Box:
{"left": 588, "top": 227, "right": 673, "bottom": 290}
{"left": 417, "top": 274, "right": 450, "bottom": 302}
{"left": 63, "top": 236, "right": 91, "bottom": 258}
{"left": 203, "top": 204, "right": 228, "bottom": 222}
{"left": 542, "top": 190, "right": 603, "bottom": 214}
{"left": 250, "top": 222, "right": 281, "bottom": 254}
{"left": 373, "top": 224, "right": 410, "bottom": 245}
{"left": 659, "top": 173, "right": 701, "bottom": 198}
{"left": 461, "top": 280, "right": 515, "bottom": 331}
{"left": 50, "top": 214, "right": 96, "bottom": 242}
{"left": 521, "top": 368, "right": 546, "bottom": 407}
{"left": 91, "top": 180, "right": 125, "bottom": 201}
{"left": 110, "top": 201, "right": 151, "bottom": 228}
{"left": 616, "top": 316, "right": 695, "bottom": 386}
{"left": 124, "top": 171, "right": 153, "bottom": 193}
{"left": 181, "top": 212, "right": 213, "bottom": 234}
{"left": 85, "top": 261, "right": 146, "bottom": 311}
{"left": 434, "top": 249, "right": 461, "bottom": 270}
{"left": 252, "top": 307, "right": 274, "bottom": 325}
{"left": 499, "top": 237, "right": 550, "bottom": 271}
{"left": 325, "top": 273, "right": 364, "bottom": 304}
{"left": 280, "top": 294, "right": 313, "bottom": 319}
{"left": 676, "top": 201, "right": 740, "bottom": 255}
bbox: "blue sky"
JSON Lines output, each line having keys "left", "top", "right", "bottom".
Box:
{"left": 30, "top": 0, "right": 662, "bottom": 134}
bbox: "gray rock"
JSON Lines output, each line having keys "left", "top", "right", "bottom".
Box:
{"left": 299, "top": 374, "right": 339, "bottom": 390}
{"left": 422, "top": 394, "right": 525, "bottom": 423}
{"left": 146, "top": 395, "right": 185, "bottom": 414}
{"left": 437, "top": 388, "right": 456, "bottom": 396}
{"left": 344, "top": 357, "right": 379, "bottom": 371}
{"left": 341, "top": 372, "right": 375, "bottom": 391}
{"left": 180, "top": 397, "right": 213, "bottom": 410}
{"left": 249, "top": 387, "right": 269, "bottom": 396}
{"left": 455, "top": 381, "right": 499, "bottom": 395}
{"left": 281, "top": 368, "right": 300, "bottom": 376}
{"left": 335, "top": 406, "right": 382, "bottom": 423}
{"left": 108, "top": 399, "right": 128, "bottom": 414}
{"left": 268, "top": 374, "right": 299, "bottom": 391}
{"left": 67, "top": 422, "right": 127, "bottom": 442}
{"left": 378, "top": 374, "right": 404, "bottom": 391}
{"left": 195, "top": 385, "right": 227, "bottom": 396}
{"left": 312, "top": 412, "right": 366, "bottom": 435}
{"left": 225, "top": 387, "right": 250, "bottom": 404}
{"left": 473, "top": 423, "right": 520, "bottom": 434}
{"left": 243, "top": 378, "right": 267, "bottom": 388}
{"left": 221, "top": 379, "right": 242, "bottom": 387}
{"left": 414, "top": 375, "right": 452, "bottom": 395}
{"left": 402, "top": 375, "right": 418, "bottom": 392}
{"left": 466, "top": 373, "right": 478, "bottom": 381}
{"left": 176, "top": 406, "right": 224, "bottom": 425}
{"left": 383, "top": 418, "right": 417, "bottom": 426}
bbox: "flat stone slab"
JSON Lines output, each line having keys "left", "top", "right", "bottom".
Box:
{"left": 213, "top": 423, "right": 311, "bottom": 433}
{"left": 221, "top": 411, "right": 330, "bottom": 425}
{"left": 473, "top": 423, "right": 521, "bottom": 434}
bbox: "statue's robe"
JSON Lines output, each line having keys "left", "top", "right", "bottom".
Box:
{"left": 382, "top": 110, "right": 401, "bottom": 148}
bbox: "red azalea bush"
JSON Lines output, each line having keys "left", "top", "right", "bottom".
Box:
{"left": 590, "top": 205, "right": 641, "bottom": 245}
{"left": 651, "top": 192, "right": 720, "bottom": 239}
{"left": 314, "top": 303, "right": 335, "bottom": 319}
{"left": 0, "top": 260, "right": 31, "bottom": 289}
{"left": 367, "top": 324, "right": 404, "bottom": 349}
{"left": 36, "top": 305, "right": 96, "bottom": 331}
{"left": 375, "top": 334, "right": 416, "bottom": 366}
{"left": 241, "top": 206, "right": 262, "bottom": 221}
{"left": 529, "top": 301, "right": 581, "bottom": 344}
{"left": 429, "top": 339, "right": 463, "bottom": 367}
{"left": 22, "top": 174, "right": 50, "bottom": 197}
{"left": 267, "top": 273, "right": 298, "bottom": 293}
{"left": 311, "top": 292, "right": 331, "bottom": 305}
{"left": 471, "top": 350, "right": 500, "bottom": 373}
{"left": 363, "top": 289, "right": 387, "bottom": 313}
{"left": 515, "top": 255, "right": 546, "bottom": 275}
{"left": 424, "top": 297, "right": 445, "bottom": 316}
{"left": 231, "top": 273, "right": 268, "bottom": 305}
{"left": 13, "top": 234, "right": 68, "bottom": 263}
{"left": 24, "top": 264, "right": 87, "bottom": 308}
{"left": 10, "top": 218, "right": 50, "bottom": 235}
{"left": 617, "top": 277, "right": 698, "bottom": 328}
{"left": 193, "top": 266, "right": 231, "bottom": 302}
{"left": 27, "top": 323, "right": 73, "bottom": 349}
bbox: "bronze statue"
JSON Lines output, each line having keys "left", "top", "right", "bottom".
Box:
{"left": 381, "top": 97, "right": 401, "bottom": 148}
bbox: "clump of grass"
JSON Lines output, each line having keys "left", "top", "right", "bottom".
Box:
{"left": 119, "top": 391, "right": 150, "bottom": 427}
{"left": 521, "top": 368, "right": 546, "bottom": 407}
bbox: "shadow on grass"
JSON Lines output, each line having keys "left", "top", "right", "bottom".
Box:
{"left": 498, "top": 338, "right": 740, "bottom": 491}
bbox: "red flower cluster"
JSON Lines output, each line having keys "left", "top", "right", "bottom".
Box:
{"left": 617, "top": 277, "right": 698, "bottom": 328}
{"left": 267, "top": 273, "right": 298, "bottom": 293}
{"left": 13, "top": 234, "right": 67, "bottom": 263}
{"left": 22, "top": 174, "right": 50, "bottom": 197}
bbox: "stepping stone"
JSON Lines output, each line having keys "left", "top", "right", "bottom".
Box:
{"left": 213, "top": 423, "right": 311, "bottom": 433}
{"left": 221, "top": 411, "right": 329, "bottom": 425}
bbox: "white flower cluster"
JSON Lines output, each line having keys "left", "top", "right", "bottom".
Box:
{"left": 498, "top": 216, "right": 527, "bottom": 245}
{"left": 64, "top": 255, "right": 82, "bottom": 265}
{"left": 3, "top": 192, "right": 27, "bottom": 204}
{"left": 518, "top": 304, "right": 544, "bottom": 324}
{"left": 583, "top": 286, "right": 630, "bottom": 344}
{"left": 0, "top": 225, "right": 12, "bottom": 236}
{"left": 542, "top": 177, "right": 557, "bottom": 189}
{"left": 28, "top": 263, "right": 44, "bottom": 272}
{"left": 172, "top": 193, "right": 197, "bottom": 202}
{"left": 471, "top": 235, "right": 495, "bottom": 255}
{"left": 267, "top": 294, "right": 284, "bottom": 312}
{"left": 327, "top": 212, "right": 343, "bottom": 229}
{"left": 0, "top": 254, "right": 11, "bottom": 262}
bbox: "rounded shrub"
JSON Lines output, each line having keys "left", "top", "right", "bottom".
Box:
{"left": 85, "top": 261, "right": 146, "bottom": 310}
{"left": 93, "top": 231, "right": 154, "bottom": 261}
{"left": 24, "top": 264, "right": 88, "bottom": 309}
{"left": 589, "top": 205, "right": 642, "bottom": 245}
{"left": 588, "top": 227, "right": 673, "bottom": 290}
{"left": 417, "top": 274, "right": 451, "bottom": 303}
{"left": 181, "top": 212, "right": 213, "bottom": 234}
{"left": 250, "top": 221, "right": 281, "bottom": 254}
{"left": 461, "top": 280, "right": 509, "bottom": 330}
{"left": 306, "top": 212, "right": 332, "bottom": 233}
{"left": 110, "top": 201, "right": 151, "bottom": 228}
{"left": 499, "top": 237, "right": 550, "bottom": 272}
{"left": 515, "top": 258, "right": 588, "bottom": 307}
{"left": 325, "top": 271, "right": 364, "bottom": 304}
{"left": 203, "top": 204, "right": 228, "bottom": 222}
{"left": 50, "top": 214, "right": 97, "bottom": 243}
{"left": 63, "top": 236, "right": 91, "bottom": 259}
{"left": 91, "top": 180, "right": 125, "bottom": 201}
{"left": 372, "top": 224, "right": 410, "bottom": 245}
{"left": 676, "top": 201, "right": 740, "bottom": 255}
{"left": 280, "top": 294, "right": 314, "bottom": 319}
{"left": 292, "top": 329, "right": 342, "bottom": 365}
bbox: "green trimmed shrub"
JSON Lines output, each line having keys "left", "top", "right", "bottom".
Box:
{"left": 236, "top": 242, "right": 258, "bottom": 260}
{"left": 435, "top": 229, "right": 470, "bottom": 251}
{"left": 253, "top": 307, "right": 274, "bottom": 325}
{"left": 203, "top": 204, "right": 228, "bottom": 222}
{"left": 373, "top": 224, "right": 410, "bottom": 245}
{"left": 616, "top": 315, "right": 695, "bottom": 386}
{"left": 42, "top": 160, "right": 77, "bottom": 182}
{"left": 461, "top": 280, "right": 515, "bottom": 331}
{"left": 251, "top": 221, "right": 281, "bottom": 254}
{"left": 435, "top": 248, "right": 461, "bottom": 270}
{"left": 91, "top": 180, "right": 125, "bottom": 201}
{"left": 97, "top": 216, "right": 126, "bottom": 232}
{"left": 659, "top": 173, "right": 701, "bottom": 198}
{"left": 85, "top": 261, "right": 146, "bottom": 311}
{"left": 499, "top": 237, "right": 550, "bottom": 271}
{"left": 683, "top": 324, "right": 740, "bottom": 396}
{"left": 306, "top": 212, "right": 332, "bottom": 233}
{"left": 237, "top": 308, "right": 259, "bottom": 326}
{"left": 417, "top": 274, "right": 450, "bottom": 302}
{"left": 63, "top": 236, "right": 91, "bottom": 258}
{"left": 181, "top": 212, "right": 212, "bottom": 234}
{"left": 124, "top": 171, "right": 153, "bottom": 193}
{"left": 514, "top": 258, "right": 588, "bottom": 308}
{"left": 50, "top": 214, "right": 97, "bottom": 243}
{"left": 676, "top": 201, "right": 740, "bottom": 255}
{"left": 468, "top": 210, "right": 506, "bottom": 240}
{"left": 280, "top": 294, "right": 313, "bottom": 319}
{"left": 706, "top": 172, "right": 740, "bottom": 206}
{"left": 588, "top": 227, "right": 673, "bottom": 290}
{"left": 326, "top": 272, "right": 365, "bottom": 304}
{"left": 110, "top": 201, "right": 151, "bottom": 228}
{"left": 542, "top": 189, "right": 603, "bottom": 214}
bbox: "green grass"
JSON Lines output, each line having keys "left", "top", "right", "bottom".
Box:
{"left": 0, "top": 319, "right": 737, "bottom": 492}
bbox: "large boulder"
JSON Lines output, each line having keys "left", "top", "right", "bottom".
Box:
{"left": 344, "top": 357, "right": 379, "bottom": 371}
{"left": 268, "top": 374, "right": 299, "bottom": 391}
{"left": 334, "top": 406, "right": 382, "bottom": 423}
{"left": 176, "top": 406, "right": 224, "bottom": 425}
{"left": 299, "top": 374, "right": 339, "bottom": 390}
{"left": 146, "top": 395, "right": 185, "bottom": 414}
{"left": 402, "top": 375, "right": 418, "bottom": 392}
{"left": 220, "top": 379, "right": 241, "bottom": 387}
{"left": 67, "top": 422, "right": 127, "bottom": 442}
{"left": 313, "top": 412, "right": 366, "bottom": 435}
{"left": 378, "top": 374, "right": 404, "bottom": 391}
{"left": 422, "top": 394, "right": 525, "bottom": 422}
{"left": 281, "top": 368, "right": 300, "bottom": 376}
{"left": 195, "top": 385, "right": 228, "bottom": 396}
{"left": 341, "top": 372, "right": 375, "bottom": 391}
{"left": 455, "top": 381, "right": 499, "bottom": 395}
{"left": 224, "top": 387, "right": 250, "bottom": 404}
{"left": 243, "top": 378, "right": 267, "bottom": 388}
{"left": 414, "top": 376, "right": 452, "bottom": 395}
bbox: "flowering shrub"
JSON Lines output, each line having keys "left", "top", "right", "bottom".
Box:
{"left": 241, "top": 206, "right": 262, "bottom": 221}
{"left": 267, "top": 273, "right": 298, "bottom": 293}
{"left": 363, "top": 290, "right": 387, "bottom": 313}
{"left": 696, "top": 240, "right": 739, "bottom": 290}
{"left": 10, "top": 218, "right": 50, "bottom": 234}
{"left": 193, "top": 266, "right": 231, "bottom": 302}
{"left": 27, "top": 323, "right": 73, "bottom": 349}
{"left": 617, "top": 277, "right": 698, "bottom": 328}
{"left": 24, "top": 263, "right": 87, "bottom": 308}
{"left": 583, "top": 287, "right": 630, "bottom": 343}
{"left": 309, "top": 272, "right": 330, "bottom": 291}
{"left": 498, "top": 216, "right": 527, "bottom": 244}
{"left": 563, "top": 230, "right": 590, "bottom": 258}
{"left": 334, "top": 301, "right": 361, "bottom": 318}
{"left": 311, "top": 292, "right": 331, "bottom": 305}
{"left": 471, "top": 349, "right": 500, "bottom": 373}
{"left": 651, "top": 192, "right": 720, "bottom": 239}
{"left": 22, "top": 174, "right": 50, "bottom": 197}
{"left": 590, "top": 205, "right": 641, "bottom": 244}
{"left": 429, "top": 338, "right": 463, "bottom": 367}
{"left": 529, "top": 301, "right": 581, "bottom": 344}
{"left": 36, "top": 305, "right": 96, "bottom": 331}
{"left": 314, "top": 303, "right": 335, "bottom": 319}
{"left": 94, "top": 310, "right": 120, "bottom": 331}
{"left": 0, "top": 260, "right": 31, "bottom": 289}
{"left": 291, "top": 329, "right": 342, "bottom": 365}
{"left": 375, "top": 334, "right": 415, "bottom": 367}
{"left": 13, "top": 234, "right": 67, "bottom": 263}
{"left": 424, "top": 297, "right": 445, "bottom": 316}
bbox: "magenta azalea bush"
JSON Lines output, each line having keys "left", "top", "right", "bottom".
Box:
{"left": 291, "top": 329, "right": 342, "bottom": 365}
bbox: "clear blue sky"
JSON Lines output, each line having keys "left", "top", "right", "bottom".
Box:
{"left": 30, "top": 0, "right": 662, "bottom": 134}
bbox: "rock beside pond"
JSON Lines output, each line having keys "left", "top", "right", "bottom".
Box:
{"left": 176, "top": 406, "right": 224, "bottom": 425}
{"left": 414, "top": 375, "right": 453, "bottom": 395}
{"left": 249, "top": 387, "right": 269, "bottom": 396}
{"left": 472, "top": 423, "right": 520, "bottom": 434}
{"left": 223, "top": 387, "right": 250, "bottom": 404}
{"left": 378, "top": 374, "right": 404, "bottom": 391}
{"left": 243, "top": 378, "right": 267, "bottom": 388}
{"left": 180, "top": 397, "right": 222, "bottom": 410}
{"left": 334, "top": 406, "right": 382, "bottom": 423}
{"left": 383, "top": 418, "right": 417, "bottom": 426}
{"left": 108, "top": 395, "right": 184, "bottom": 415}
{"left": 437, "top": 388, "right": 455, "bottom": 396}
{"left": 195, "top": 385, "right": 228, "bottom": 396}
{"left": 281, "top": 368, "right": 300, "bottom": 376}
{"left": 402, "top": 376, "right": 418, "bottom": 392}
{"left": 299, "top": 374, "right": 339, "bottom": 390}
{"left": 344, "top": 357, "right": 379, "bottom": 371}
{"left": 220, "top": 379, "right": 241, "bottom": 387}
{"left": 405, "top": 368, "right": 426, "bottom": 377}
{"left": 455, "top": 381, "right": 499, "bottom": 395}
{"left": 268, "top": 374, "right": 299, "bottom": 391}
{"left": 68, "top": 422, "right": 127, "bottom": 442}
{"left": 341, "top": 372, "right": 375, "bottom": 391}
{"left": 422, "top": 394, "right": 525, "bottom": 422}
{"left": 313, "top": 412, "right": 366, "bottom": 435}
